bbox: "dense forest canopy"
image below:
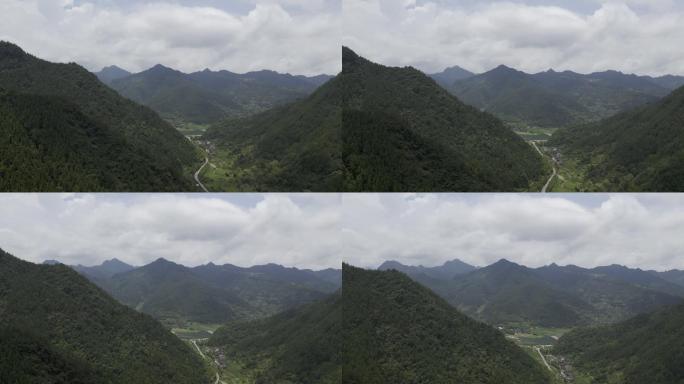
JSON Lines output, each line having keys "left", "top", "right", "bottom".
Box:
{"left": 0, "top": 41, "right": 200, "bottom": 192}
{"left": 0, "top": 248, "right": 210, "bottom": 384}
{"left": 340, "top": 47, "right": 547, "bottom": 192}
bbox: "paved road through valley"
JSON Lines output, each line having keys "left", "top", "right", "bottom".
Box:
{"left": 194, "top": 157, "right": 210, "bottom": 193}
{"left": 532, "top": 142, "right": 557, "bottom": 193}
{"left": 535, "top": 347, "right": 552, "bottom": 371}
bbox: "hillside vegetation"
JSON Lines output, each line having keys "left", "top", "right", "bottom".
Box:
{"left": 555, "top": 303, "right": 684, "bottom": 383}
{"left": 209, "top": 293, "right": 341, "bottom": 384}
{"left": 342, "top": 265, "right": 552, "bottom": 384}
{"left": 0, "top": 41, "right": 200, "bottom": 191}
{"left": 0, "top": 249, "right": 209, "bottom": 384}
{"left": 550, "top": 85, "right": 684, "bottom": 191}
{"left": 341, "top": 47, "right": 546, "bottom": 191}
{"left": 203, "top": 74, "right": 342, "bottom": 192}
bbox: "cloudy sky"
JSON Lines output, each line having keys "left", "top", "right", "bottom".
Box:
{"left": 0, "top": 194, "right": 341, "bottom": 270}
{"left": 0, "top": 0, "right": 340, "bottom": 75}
{"left": 343, "top": 194, "right": 684, "bottom": 271}
{"left": 344, "top": 0, "right": 684, "bottom": 76}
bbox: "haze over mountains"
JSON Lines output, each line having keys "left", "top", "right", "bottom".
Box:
{"left": 51, "top": 257, "right": 341, "bottom": 328}
{"left": 97, "top": 64, "right": 332, "bottom": 127}
{"left": 429, "top": 64, "right": 684, "bottom": 129}
{"left": 379, "top": 258, "right": 684, "bottom": 327}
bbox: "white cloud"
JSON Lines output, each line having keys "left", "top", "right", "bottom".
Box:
{"left": 343, "top": 0, "right": 684, "bottom": 76}
{"left": 343, "top": 194, "right": 684, "bottom": 271}
{"left": 0, "top": 194, "right": 341, "bottom": 270}
{"left": 0, "top": 0, "right": 340, "bottom": 75}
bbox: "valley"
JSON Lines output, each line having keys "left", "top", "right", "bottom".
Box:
{"left": 377, "top": 258, "right": 684, "bottom": 383}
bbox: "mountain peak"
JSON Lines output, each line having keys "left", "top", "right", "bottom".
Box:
{"left": 342, "top": 46, "right": 365, "bottom": 69}
{"left": 378, "top": 260, "right": 406, "bottom": 270}
{"left": 148, "top": 64, "right": 178, "bottom": 73}
{"left": 42, "top": 259, "right": 62, "bottom": 265}
{"left": 101, "top": 258, "right": 132, "bottom": 268}
{"left": 0, "top": 41, "right": 29, "bottom": 64}
{"left": 100, "top": 65, "right": 128, "bottom": 73}
{"left": 489, "top": 259, "right": 524, "bottom": 270}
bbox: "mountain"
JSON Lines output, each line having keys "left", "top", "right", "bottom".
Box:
{"left": 0, "top": 248, "right": 209, "bottom": 383}
{"left": 341, "top": 47, "right": 547, "bottom": 192}
{"left": 448, "top": 66, "right": 667, "bottom": 128}
{"left": 94, "top": 65, "right": 131, "bottom": 84}
{"left": 208, "top": 293, "right": 341, "bottom": 383}
{"left": 652, "top": 269, "right": 684, "bottom": 287}
{"left": 342, "top": 264, "right": 552, "bottom": 383}
{"left": 429, "top": 65, "right": 475, "bottom": 88}
{"left": 80, "top": 258, "right": 340, "bottom": 326}
{"left": 202, "top": 71, "right": 342, "bottom": 192}
{"left": 442, "top": 260, "right": 594, "bottom": 327}
{"left": 650, "top": 74, "right": 684, "bottom": 90}
{"left": 378, "top": 258, "right": 477, "bottom": 280}
{"left": 0, "top": 41, "right": 200, "bottom": 192}
{"left": 550, "top": 84, "right": 684, "bottom": 191}
{"left": 71, "top": 258, "right": 136, "bottom": 284}
{"left": 110, "top": 65, "right": 327, "bottom": 126}
{"left": 392, "top": 259, "right": 684, "bottom": 327}
{"left": 554, "top": 302, "right": 684, "bottom": 384}
{"left": 589, "top": 264, "right": 684, "bottom": 297}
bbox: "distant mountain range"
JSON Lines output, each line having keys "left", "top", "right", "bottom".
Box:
{"left": 0, "top": 248, "right": 209, "bottom": 383}
{"left": 429, "top": 65, "right": 475, "bottom": 88}
{"left": 95, "top": 65, "right": 131, "bottom": 84}
{"left": 0, "top": 41, "right": 200, "bottom": 192}
{"left": 95, "top": 64, "right": 332, "bottom": 126}
{"left": 430, "top": 64, "right": 684, "bottom": 128}
{"left": 379, "top": 259, "right": 684, "bottom": 327}
{"left": 550, "top": 84, "right": 684, "bottom": 191}
{"left": 51, "top": 257, "right": 341, "bottom": 327}
{"left": 378, "top": 258, "right": 477, "bottom": 279}
{"left": 341, "top": 47, "right": 547, "bottom": 192}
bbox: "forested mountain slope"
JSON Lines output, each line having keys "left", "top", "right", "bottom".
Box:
{"left": 550, "top": 85, "right": 684, "bottom": 191}
{"left": 0, "top": 41, "right": 200, "bottom": 191}
{"left": 341, "top": 47, "right": 546, "bottom": 192}
{"left": 0, "top": 248, "right": 209, "bottom": 384}
{"left": 209, "top": 293, "right": 341, "bottom": 384}
{"left": 342, "top": 264, "right": 552, "bottom": 384}
{"left": 203, "top": 73, "right": 342, "bottom": 192}
{"left": 555, "top": 302, "right": 684, "bottom": 384}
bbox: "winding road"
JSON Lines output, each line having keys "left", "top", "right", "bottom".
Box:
{"left": 535, "top": 347, "right": 552, "bottom": 371}
{"left": 532, "top": 141, "right": 557, "bottom": 193}
{"left": 190, "top": 339, "right": 226, "bottom": 384}
{"left": 194, "top": 157, "right": 210, "bottom": 193}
